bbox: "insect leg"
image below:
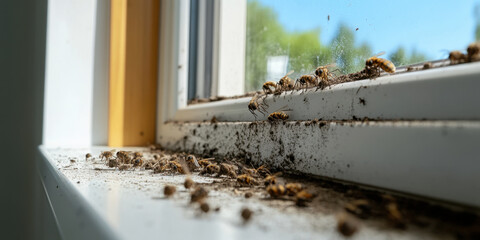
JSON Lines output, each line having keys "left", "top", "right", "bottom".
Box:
{"left": 259, "top": 106, "right": 267, "bottom": 116}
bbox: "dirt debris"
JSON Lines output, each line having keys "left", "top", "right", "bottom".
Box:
{"left": 200, "top": 202, "right": 210, "bottom": 213}
{"left": 241, "top": 208, "right": 253, "bottom": 222}
{"left": 164, "top": 185, "right": 176, "bottom": 197}
{"left": 191, "top": 187, "right": 209, "bottom": 203}
{"left": 337, "top": 212, "right": 359, "bottom": 237}
{"left": 184, "top": 177, "right": 194, "bottom": 189}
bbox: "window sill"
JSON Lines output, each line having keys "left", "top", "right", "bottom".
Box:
{"left": 38, "top": 146, "right": 474, "bottom": 239}
{"left": 173, "top": 62, "right": 480, "bottom": 122}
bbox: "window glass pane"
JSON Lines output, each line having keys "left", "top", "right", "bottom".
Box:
{"left": 245, "top": 0, "right": 480, "bottom": 92}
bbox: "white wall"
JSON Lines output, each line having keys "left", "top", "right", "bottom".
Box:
{"left": 43, "top": 0, "right": 109, "bottom": 147}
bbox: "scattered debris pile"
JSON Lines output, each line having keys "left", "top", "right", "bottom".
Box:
{"left": 88, "top": 147, "right": 480, "bottom": 238}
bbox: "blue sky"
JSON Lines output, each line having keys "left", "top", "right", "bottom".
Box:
{"left": 256, "top": 0, "right": 480, "bottom": 60}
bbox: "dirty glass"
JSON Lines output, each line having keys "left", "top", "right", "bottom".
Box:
{"left": 245, "top": 0, "right": 480, "bottom": 92}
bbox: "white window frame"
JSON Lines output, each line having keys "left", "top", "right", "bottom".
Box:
{"left": 157, "top": 0, "right": 480, "bottom": 207}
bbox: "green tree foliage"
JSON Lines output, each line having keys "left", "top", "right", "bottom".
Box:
{"left": 475, "top": 4, "right": 480, "bottom": 41}
{"left": 331, "top": 25, "right": 372, "bottom": 74}
{"left": 246, "top": 1, "right": 287, "bottom": 91}
{"left": 476, "top": 24, "right": 480, "bottom": 41}
{"left": 389, "top": 47, "right": 427, "bottom": 66}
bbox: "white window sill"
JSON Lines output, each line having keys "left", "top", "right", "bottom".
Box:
{"left": 38, "top": 146, "right": 471, "bottom": 240}
{"left": 173, "top": 62, "right": 480, "bottom": 122}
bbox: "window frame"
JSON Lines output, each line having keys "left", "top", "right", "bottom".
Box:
{"left": 157, "top": 0, "right": 480, "bottom": 208}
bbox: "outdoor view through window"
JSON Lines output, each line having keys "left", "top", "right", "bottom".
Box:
{"left": 245, "top": 0, "right": 480, "bottom": 92}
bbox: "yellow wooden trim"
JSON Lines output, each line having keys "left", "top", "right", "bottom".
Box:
{"left": 108, "top": 0, "right": 159, "bottom": 147}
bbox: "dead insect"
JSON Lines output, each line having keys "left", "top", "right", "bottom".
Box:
{"left": 237, "top": 174, "right": 258, "bottom": 186}
{"left": 153, "top": 164, "right": 167, "bottom": 174}
{"left": 315, "top": 63, "right": 337, "bottom": 89}
{"left": 448, "top": 50, "right": 467, "bottom": 65}
{"left": 116, "top": 151, "right": 131, "bottom": 164}
{"left": 268, "top": 111, "right": 289, "bottom": 121}
{"left": 186, "top": 155, "right": 200, "bottom": 170}
{"left": 201, "top": 163, "right": 220, "bottom": 175}
{"left": 108, "top": 159, "right": 118, "bottom": 168}
{"left": 143, "top": 160, "right": 156, "bottom": 170}
{"left": 169, "top": 161, "right": 186, "bottom": 174}
{"left": 200, "top": 202, "right": 210, "bottom": 213}
{"left": 277, "top": 70, "right": 295, "bottom": 91}
{"left": 295, "top": 190, "right": 314, "bottom": 207}
{"left": 242, "top": 167, "right": 259, "bottom": 177}
{"left": 241, "top": 208, "right": 253, "bottom": 222}
{"left": 344, "top": 199, "right": 371, "bottom": 219}
{"left": 285, "top": 183, "right": 303, "bottom": 196}
{"left": 365, "top": 52, "right": 396, "bottom": 74}
{"left": 255, "top": 165, "right": 271, "bottom": 177}
{"left": 198, "top": 158, "right": 215, "bottom": 168}
{"left": 244, "top": 192, "right": 253, "bottom": 199}
{"left": 248, "top": 94, "right": 268, "bottom": 117}
{"left": 132, "top": 157, "right": 143, "bottom": 167}
{"left": 218, "top": 163, "right": 237, "bottom": 178}
{"left": 85, "top": 153, "right": 92, "bottom": 160}
{"left": 164, "top": 185, "right": 176, "bottom": 197}
{"left": 133, "top": 151, "right": 143, "bottom": 158}
{"left": 467, "top": 42, "right": 480, "bottom": 62}
{"left": 264, "top": 172, "right": 282, "bottom": 186}
{"left": 100, "top": 150, "right": 114, "bottom": 161}
{"left": 266, "top": 184, "right": 287, "bottom": 198}
{"left": 262, "top": 81, "right": 277, "bottom": 94}
{"left": 337, "top": 212, "right": 359, "bottom": 237}
{"left": 295, "top": 75, "right": 318, "bottom": 90}
{"left": 118, "top": 164, "right": 132, "bottom": 171}
{"left": 191, "top": 187, "right": 209, "bottom": 203}
{"left": 423, "top": 62, "right": 432, "bottom": 69}
{"left": 184, "top": 177, "right": 194, "bottom": 189}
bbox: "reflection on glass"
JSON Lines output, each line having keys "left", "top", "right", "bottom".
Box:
{"left": 246, "top": 0, "right": 480, "bottom": 92}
